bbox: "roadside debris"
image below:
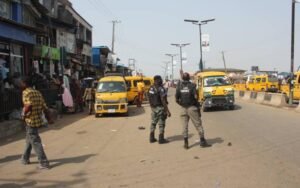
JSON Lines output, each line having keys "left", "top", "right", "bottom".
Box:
{"left": 138, "top": 126, "right": 146, "bottom": 130}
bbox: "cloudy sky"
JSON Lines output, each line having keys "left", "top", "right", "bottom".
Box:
{"left": 70, "top": 0, "right": 300, "bottom": 77}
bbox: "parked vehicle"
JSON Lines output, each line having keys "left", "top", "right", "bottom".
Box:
{"left": 94, "top": 75, "right": 128, "bottom": 117}
{"left": 280, "top": 71, "right": 300, "bottom": 101}
{"left": 246, "top": 75, "right": 279, "bottom": 92}
{"left": 195, "top": 71, "right": 235, "bottom": 111}
{"left": 125, "top": 76, "right": 153, "bottom": 104}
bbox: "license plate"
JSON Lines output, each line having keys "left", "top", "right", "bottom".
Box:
{"left": 108, "top": 109, "right": 116, "bottom": 113}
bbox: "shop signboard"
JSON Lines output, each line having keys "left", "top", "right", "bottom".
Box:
{"left": 40, "top": 46, "right": 61, "bottom": 60}
{"left": 82, "top": 44, "right": 92, "bottom": 56}
{"left": 57, "top": 30, "right": 76, "bottom": 54}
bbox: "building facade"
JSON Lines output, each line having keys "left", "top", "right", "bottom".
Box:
{"left": 0, "top": 0, "right": 94, "bottom": 80}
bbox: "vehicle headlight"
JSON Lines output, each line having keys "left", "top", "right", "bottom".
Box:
{"left": 224, "top": 88, "right": 234, "bottom": 95}
{"left": 203, "top": 92, "right": 212, "bottom": 97}
{"left": 119, "top": 98, "right": 128, "bottom": 103}
{"left": 203, "top": 88, "right": 213, "bottom": 92}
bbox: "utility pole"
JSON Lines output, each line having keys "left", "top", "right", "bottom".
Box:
{"left": 222, "top": 51, "right": 227, "bottom": 74}
{"left": 289, "top": 0, "right": 297, "bottom": 105}
{"left": 171, "top": 43, "right": 190, "bottom": 72}
{"left": 111, "top": 20, "right": 121, "bottom": 53}
{"left": 184, "top": 18, "right": 215, "bottom": 72}
{"left": 165, "top": 54, "right": 177, "bottom": 80}
{"left": 162, "top": 61, "right": 171, "bottom": 79}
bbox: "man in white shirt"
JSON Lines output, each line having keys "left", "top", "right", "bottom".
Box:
{"left": 163, "top": 79, "right": 171, "bottom": 94}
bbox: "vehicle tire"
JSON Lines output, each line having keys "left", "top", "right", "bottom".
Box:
{"left": 123, "top": 111, "right": 129, "bottom": 117}
{"left": 95, "top": 113, "right": 102, "bottom": 118}
{"left": 229, "top": 105, "right": 235, "bottom": 110}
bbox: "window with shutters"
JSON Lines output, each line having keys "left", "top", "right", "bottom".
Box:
{"left": 0, "top": 0, "right": 10, "bottom": 19}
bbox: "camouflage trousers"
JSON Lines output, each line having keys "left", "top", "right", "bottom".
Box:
{"left": 180, "top": 106, "right": 205, "bottom": 138}
{"left": 150, "top": 106, "right": 167, "bottom": 134}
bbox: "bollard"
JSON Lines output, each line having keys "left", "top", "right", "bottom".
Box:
{"left": 262, "top": 93, "right": 287, "bottom": 107}
{"left": 255, "top": 92, "right": 266, "bottom": 104}
{"left": 242, "top": 91, "right": 252, "bottom": 100}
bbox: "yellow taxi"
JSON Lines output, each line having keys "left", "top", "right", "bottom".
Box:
{"left": 246, "top": 75, "right": 279, "bottom": 92}
{"left": 94, "top": 75, "right": 128, "bottom": 117}
{"left": 125, "top": 76, "right": 154, "bottom": 104}
{"left": 195, "top": 71, "right": 235, "bottom": 111}
{"left": 280, "top": 71, "right": 300, "bottom": 100}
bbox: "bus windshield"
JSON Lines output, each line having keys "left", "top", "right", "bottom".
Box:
{"left": 268, "top": 76, "right": 278, "bottom": 82}
{"left": 204, "top": 76, "right": 231, "bottom": 87}
{"left": 97, "top": 81, "right": 126, "bottom": 93}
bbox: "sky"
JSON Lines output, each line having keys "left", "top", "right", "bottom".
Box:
{"left": 70, "top": 0, "right": 300, "bottom": 78}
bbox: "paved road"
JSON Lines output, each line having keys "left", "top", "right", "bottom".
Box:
{"left": 0, "top": 89, "right": 300, "bottom": 188}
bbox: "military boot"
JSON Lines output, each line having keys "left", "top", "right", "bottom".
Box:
{"left": 200, "top": 137, "right": 211, "bottom": 148}
{"left": 149, "top": 132, "right": 157, "bottom": 143}
{"left": 158, "top": 133, "right": 169, "bottom": 144}
{"left": 184, "top": 137, "right": 189, "bottom": 150}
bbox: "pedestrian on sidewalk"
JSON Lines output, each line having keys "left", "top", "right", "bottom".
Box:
{"left": 51, "top": 74, "right": 64, "bottom": 118}
{"left": 19, "top": 77, "right": 54, "bottom": 169}
{"left": 148, "top": 75, "right": 171, "bottom": 144}
{"left": 163, "top": 79, "right": 171, "bottom": 95}
{"left": 175, "top": 72, "right": 210, "bottom": 149}
{"left": 137, "top": 78, "right": 145, "bottom": 107}
{"left": 83, "top": 81, "right": 95, "bottom": 115}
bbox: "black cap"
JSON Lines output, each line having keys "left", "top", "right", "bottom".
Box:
{"left": 154, "top": 75, "right": 162, "bottom": 81}
{"left": 182, "top": 72, "right": 190, "bottom": 81}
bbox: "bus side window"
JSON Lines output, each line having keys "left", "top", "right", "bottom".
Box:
{"left": 262, "top": 78, "right": 266, "bottom": 83}
{"left": 298, "top": 75, "right": 300, "bottom": 84}
{"left": 126, "top": 81, "right": 131, "bottom": 88}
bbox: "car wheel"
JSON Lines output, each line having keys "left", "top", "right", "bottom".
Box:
{"left": 95, "top": 113, "right": 102, "bottom": 118}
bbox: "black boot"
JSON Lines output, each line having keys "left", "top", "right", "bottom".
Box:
{"left": 159, "top": 133, "right": 169, "bottom": 144}
{"left": 150, "top": 132, "right": 157, "bottom": 143}
{"left": 200, "top": 137, "right": 211, "bottom": 148}
{"left": 184, "top": 137, "right": 189, "bottom": 150}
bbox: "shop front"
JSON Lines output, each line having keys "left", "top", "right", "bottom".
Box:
{"left": 33, "top": 45, "right": 61, "bottom": 76}
{"left": 0, "top": 22, "right": 36, "bottom": 77}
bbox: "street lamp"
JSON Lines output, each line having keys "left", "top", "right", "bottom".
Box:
{"left": 289, "top": 0, "right": 298, "bottom": 105}
{"left": 162, "top": 61, "right": 171, "bottom": 79}
{"left": 171, "top": 43, "right": 190, "bottom": 72}
{"left": 184, "top": 18, "right": 215, "bottom": 72}
{"left": 165, "top": 54, "right": 177, "bottom": 80}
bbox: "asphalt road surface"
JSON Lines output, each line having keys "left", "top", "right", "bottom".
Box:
{"left": 0, "top": 89, "right": 300, "bottom": 188}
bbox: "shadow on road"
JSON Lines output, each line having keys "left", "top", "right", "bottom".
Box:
{"left": 0, "top": 178, "right": 86, "bottom": 188}
{"left": 167, "top": 134, "right": 194, "bottom": 142}
{"left": 0, "top": 181, "right": 37, "bottom": 188}
{"left": 49, "top": 154, "right": 97, "bottom": 169}
{"left": 0, "top": 112, "right": 90, "bottom": 147}
{"left": 189, "top": 137, "right": 224, "bottom": 148}
{"left": 128, "top": 106, "right": 146, "bottom": 117}
{"left": 203, "top": 105, "right": 242, "bottom": 113}
{"left": 0, "top": 154, "right": 22, "bottom": 164}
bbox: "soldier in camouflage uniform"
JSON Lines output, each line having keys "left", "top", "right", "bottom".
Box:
{"left": 148, "top": 75, "right": 171, "bottom": 144}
